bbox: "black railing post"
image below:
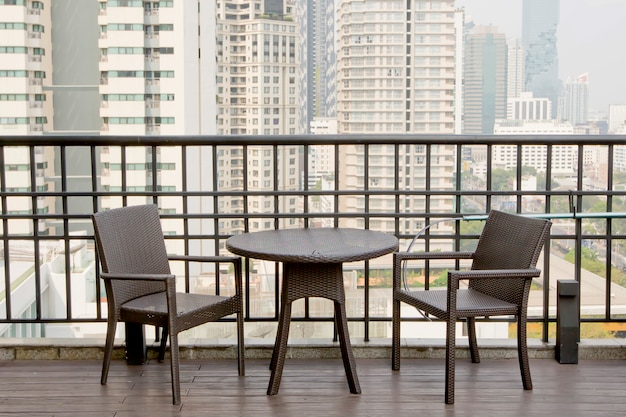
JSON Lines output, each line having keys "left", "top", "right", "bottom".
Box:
{"left": 556, "top": 279, "right": 579, "bottom": 364}
{"left": 125, "top": 322, "right": 147, "bottom": 365}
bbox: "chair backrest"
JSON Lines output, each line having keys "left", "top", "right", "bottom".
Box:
{"left": 92, "top": 204, "right": 170, "bottom": 307}
{"left": 469, "top": 210, "right": 552, "bottom": 304}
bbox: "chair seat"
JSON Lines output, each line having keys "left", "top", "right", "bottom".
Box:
{"left": 398, "top": 288, "right": 518, "bottom": 318}
{"left": 121, "top": 292, "right": 236, "bottom": 325}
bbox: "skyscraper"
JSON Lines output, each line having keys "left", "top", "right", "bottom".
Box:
{"left": 463, "top": 25, "right": 507, "bottom": 134}
{"left": 507, "top": 39, "right": 524, "bottom": 101}
{"left": 522, "top": 0, "right": 560, "bottom": 118}
{"left": 216, "top": 0, "right": 302, "bottom": 234}
{"left": 98, "top": 0, "right": 220, "bottom": 235}
{"left": 0, "top": 0, "right": 55, "bottom": 235}
{"left": 336, "top": 0, "right": 460, "bottom": 232}
{"left": 558, "top": 73, "right": 589, "bottom": 127}
{"left": 298, "top": 0, "right": 336, "bottom": 133}
{"left": 0, "top": 0, "right": 52, "bottom": 136}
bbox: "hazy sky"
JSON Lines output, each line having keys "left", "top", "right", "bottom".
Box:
{"left": 456, "top": 0, "right": 626, "bottom": 115}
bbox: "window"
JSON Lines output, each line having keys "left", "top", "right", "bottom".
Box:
{"left": 0, "top": 70, "right": 28, "bottom": 77}
{"left": 0, "top": 46, "right": 28, "bottom": 53}
{"left": 109, "top": 47, "right": 143, "bottom": 54}
{"left": 0, "top": 94, "right": 28, "bottom": 100}
{"left": 108, "top": 23, "right": 143, "bottom": 31}
{"left": 107, "top": 0, "right": 142, "bottom": 6}
{"left": 0, "top": 117, "right": 28, "bottom": 124}
{"left": 0, "top": 22, "right": 27, "bottom": 30}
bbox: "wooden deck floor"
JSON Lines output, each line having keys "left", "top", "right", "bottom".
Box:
{"left": 1, "top": 357, "right": 626, "bottom": 416}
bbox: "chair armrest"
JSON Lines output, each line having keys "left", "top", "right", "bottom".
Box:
{"left": 168, "top": 255, "right": 241, "bottom": 263}
{"left": 167, "top": 255, "right": 243, "bottom": 297}
{"left": 448, "top": 268, "right": 541, "bottom": 282}
{"left": 393, "top": 251, "right": 475, "bottom": 291}
{"left": 395, "top": 251, "right": 474, "bottom": 262}
{"left": 100, "top": 272, "right": 175, "bottom": 282}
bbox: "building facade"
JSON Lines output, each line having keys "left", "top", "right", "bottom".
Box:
{"left": 216, "top": 0, "right": 302, "bottom": 234}
{"left": 558, "top": 73, "right": 589, "bottom": 127}
{"left": 506, "top": 38, "right": 524, "bottom": 101}
{"left": 522, "top": 0, "right": 560, "bottom": 118}
{"left": 335, "top": 0, "right": 460, "bottom": 234}
{"left": 507, "top": 92, "right": 551, "bottom": 121}
{"left": 463, "top": 25, "right": 507, "bottom": 134}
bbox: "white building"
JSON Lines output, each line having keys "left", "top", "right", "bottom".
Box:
{"left": 558, "top": 73, "right": 589, "bottom": 127}
{"left": 493, "top": 120, "right": 577, "bottom": 173}
{"left": 608, "top": 104, "right": 626, "bottom": 134}
{"left": 507, "top": 92, "right": 552, "bottom": 121}
{"left": 507, "top": 38, "right": 524, "bottom": 100}
{"left": 0, "top": 0, "right": 55, "bottom": 235}
{"left": 216, "top": 0, "right": 302, "bottom": 234}
{"left": 335, "top": 0, "right": 460, "bottom": 232}
{"left": 310, "top": 118, "right": 337, "bottom": 178}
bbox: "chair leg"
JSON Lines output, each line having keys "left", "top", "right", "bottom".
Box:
{"left": 445, "top": 318, "right": 456, "bottom": 404}
{"left": 168, "top": 328, "right": 181, "bottom": 405}
{"left": 517, "top": 315, "right": 533, "bottom": 390}
{"left": 236, "top": 310, "right": 245, "bottom": 376}
{"left": 392, "top": 297, "right": 401, "bottom": 370}
{"left": 101, "top": 319, "right": 117, "bottom": 385}
{"left": 466, "top": 317, "right": 480, "bottom": 364}
{"left": 158, "top": 326, "right": 168, "bottom": 363}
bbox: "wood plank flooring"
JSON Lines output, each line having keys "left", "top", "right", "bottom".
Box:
{"left": 1, "top": 358, "right": 625, "bottom": 416}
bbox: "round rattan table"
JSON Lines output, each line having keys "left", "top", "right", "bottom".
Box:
{"left": 226, "top": 227, "right": 398, "bottom": 395}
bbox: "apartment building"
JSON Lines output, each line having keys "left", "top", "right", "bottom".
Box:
{"left": 98, "top": 0, "right": 221, "bottom": 238}
{"left": 216, "top": 0, "right": 301, "bottom": 234}
{"left": 507, "top": 38, "right": 524, "bottom": 101}
{"left": 558, "top": 73, "right": 589, "bottom": 127}
{"left": 0, "top": 0, "right": 54, "bottom": 235}
{"left": 335, "top": 0, "right": 459, "bottom": 234}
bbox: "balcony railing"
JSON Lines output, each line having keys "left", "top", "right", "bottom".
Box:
{"left": 1, "top": 134, "right": 625, "bottom": 343}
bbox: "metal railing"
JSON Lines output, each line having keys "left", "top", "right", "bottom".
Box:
{"left": 1, "top": 134, "right": 626, "bottom": 343}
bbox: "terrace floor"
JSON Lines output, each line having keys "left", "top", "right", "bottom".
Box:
{"left": 1, "top": 357, "right": 625, "bottom": 416}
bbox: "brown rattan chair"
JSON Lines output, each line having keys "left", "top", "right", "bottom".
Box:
{"left": 392, "top": 210, "right": 551, "bottom": 404}
{"left": 92, "top": 204, "right": 245, "bottom": 405}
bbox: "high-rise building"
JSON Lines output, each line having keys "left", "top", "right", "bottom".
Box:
{"left": 463, "top": 25, "right": 507, "bottom": 134}
{"left": 298, "top": 0, "right": 336, "bottom": 132}
{"left": 216, "top": 0, "right": 302, "bottom": 233}
{"left": 522, "top": 0, "right": 560, "bottom": 118}
{"left": 98, "top": 0, "right": 221, "bottom": 245}
{"left": 608, "top": 104, "right": 626, "bottom": 134}
{"left": 323, "top": 0, "right": 337, "bottom": 118}
{"left": 507, "top": 38, "right": 524, "bottom": 100}
{"left": 558, "top": 73, "right": 589, "bottom": 127}
{"left": 0, "top": 0, "right": 54, "bottom": 235}
{"left": 0, "top": 0, "right": 52, "bottom": 135}
{"left": 335, "top": 0, "right": 460, "bottom": 232}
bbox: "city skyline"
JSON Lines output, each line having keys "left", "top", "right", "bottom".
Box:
{"left": 457, "top": 0, "right": 626, "bottom": 114}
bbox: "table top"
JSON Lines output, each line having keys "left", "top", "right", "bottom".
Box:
{"left": 226, "top": 227, "right": 398, "bottom": 264}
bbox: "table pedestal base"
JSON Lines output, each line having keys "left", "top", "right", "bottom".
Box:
{"left": 267, "top": 262, "right": 361, "bottom": 395}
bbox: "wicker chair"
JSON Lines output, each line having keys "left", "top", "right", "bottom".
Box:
{"left": 92, "top": 204, "right": 245, "bottom": 405}
{"left": 392, "top": 210, "right": 551, "bottom": 404}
